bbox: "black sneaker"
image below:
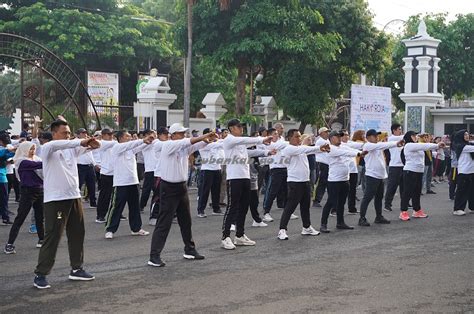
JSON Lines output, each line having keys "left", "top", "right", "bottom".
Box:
{"left": 95, "top": 217, "right": 106, "bottom": 224}
{"left": 1, "top": 220, "right": 13, "bottom": 226}
{"left": 329, "top": 210, "right": 337, "bottom": 217}
{"left": 374, "top": 216, "right": 391, "bottom": 224}
{"left": 336, "top": 223, "right": 354, "bottom": 230}
{"left": 120, "top": 215, "right": 128, "bottom": 221}
{"left": 148, "top": 257, "right": 166, "bottom": 267}
{"left": 36, "top": 240, "right": 44, "bottom": 248}
{"left": 347, "top": 209, "right": 359, "bottom": 215}
{"left": 358, "top": 217, "right": 371, "bottom": 227}
{"left": 212, "top": 210, "right": 225, "bottom": 216}
{"left": 183, "top": 250, "right": 205, "bottom": 260}
{"left": 69, "top": 268, "right": 95, "bottom": 281}
{"left": 427, "top": 190, "right": 436, "bottom": 194}
{"left": 320, "top": 225, "right": 330, "bottom": 233}
{"left": 384, "top": 206, "right": 392, "bottom": 212}
{"left": 312, "top": 202, "right": 322, "bottom": 208}
{"left": 89, "top": 203, "right": 97, "bottom": 208}
{"left": 34, "top": 275, "right": 51, "bottom": 289}
{"left": 4, "top": 244, "right": 16, "bottom": 254}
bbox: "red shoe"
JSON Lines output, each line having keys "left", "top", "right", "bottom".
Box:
{"left": 399, "top": 211, "right": 410, "bottom": 221}
{"left": 412, "top": 209, "right": 428, "bottom": 218}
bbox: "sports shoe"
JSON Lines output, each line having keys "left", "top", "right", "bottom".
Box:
{"left": 29, "top": 224, "right": 37, "bottom": 234}
{"left": 221, "top": 237, "right": 236, "bottom": 250}
{"left": 197, "top": 213, "right": 207, "bottom": 218}
{"left": 312, "top": 201, "right": 321, "bottom": 208}
{"left": 212, "top": 210, "right": 225, "bottom": 216}
{"left": 320, "top": 224, "right": 330, "bottom": 233}
{"left": 426, "top": 190, "right": 436, "bottom": 194}
{"left": 89, "top": 203, "right": 97, "bottom": 208}
{"left": 4, "top": 244, "right": 15, "bottom": 254}
{"left": 183, "top": 250, "right": 205, "bottom": 260}
{"left": 358, "top": 217, "right": 370, "bottom": 227}
{"left": 131, "top": 229, "right": 150, "bottom": 236}
{"left": 1, "top": 220, "right": 12, "bottom": 226}
{"left": 69, "top": 268, "right": 95, "bottom": 281}
{"left": 34, "top": 275, "right": 50, "bottom": 289}
{"left": 36, "top": 240, "right": 44, "bottom": 248}
{"left": 336, "top": 223, "right": 354, "bottom": 230}
{"left": 95, "top": 217, "right": 106, "bottom": 224}
{"left": 105, "top": 232, "right": 114, "bottom": 239}
{"left": 290, "top": 214, "right": 299, "bottom": 220}
{"left": 148, "top": 257, "right": 166, "bottom": 267}
{"left": 412, "top": 209, "right": 428, "bottom": 218}
{"left": 263, "top": 213, "right": 274, "bottom": 222}
{"left": 347, "top": 210, "right": 359, "bottom": 215}
{"left": 230, "top": 224, "right": 236, "bottom": 232}
{"left": 234, "top": 234, "right": 256, "bottom": 246}
{"left": 384, "top": 206, "right": 392, "bottom": 212}
{"left": 149, "top": 218, "right": 157, "bottom": 226}
{"left": 120, "top": 215, "right": 128, "bottom": 221}
{"left": 453, "top": 210, "right": 466, "bottom": 216}
{"left": 301, "top": 226, "right": 320, "bottom": 236}
{"left": 374, "top": 216, "right": 391, "bottom": 224}
{"left": 329, "top": 210, "right": 336, "bottom": 217}
{"left": 399, "top": 211, "right": 410, "bottom": 221}
{"left": 252, "top": 220, "right": 268, "bottom": 227}
{"left": 277, "top": 229, "right": 289, "bottom": 240}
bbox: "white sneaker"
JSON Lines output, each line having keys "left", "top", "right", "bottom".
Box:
{"left": 301, "top": 225, "right": 320, "bottom": 236}
{"left": 263, "top": 213, "right": 274, "bottom": 222}
{"left": 252, "top": 220, "right": 268, "bottom": 227}
{"left": 131, "top": 229, "right": 150, "bottom": 236}
{"left": 277, "top": 229, "right": 289, "bottom": 240}
{"left": 230, "top": 224, "right": 236, "bottom": 232}
{"left": 453, "top": 210, "right": 466, "bottom": 216}
{"left": 234, "top": 234, "right": 256, "bottom": 246}
{"left": 149, "top": 218, "right": 157, "bottom": 226}
{"left": 221, "top": 237, "right": 236, "bottom": 250}
{"left": 105, "top": 232, "right": 113, "bottom": 239}
{"left": 290, "top": 214, "right": 299, "bottom": 220}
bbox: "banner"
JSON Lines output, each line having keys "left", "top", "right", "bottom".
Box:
{"left": 350, "top": 84, "right": 392, "bottom": 133}
{"left": 87, "top": 71, "right": 119, "bottom": 126}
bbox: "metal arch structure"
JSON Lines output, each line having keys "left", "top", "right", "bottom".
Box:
{"left": 0, "top": 33, "right": 101, "bottom": 130}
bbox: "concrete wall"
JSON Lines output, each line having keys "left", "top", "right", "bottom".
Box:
{"left": 433, "top": 115, "right": 464, "bottom": 136}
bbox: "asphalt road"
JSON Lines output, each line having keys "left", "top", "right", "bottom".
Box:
{"left": 1, "top": 182, "right": 473, "bottom": 313}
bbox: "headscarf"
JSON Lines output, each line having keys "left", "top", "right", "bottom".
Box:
{"left": 452, "top": 129, "right": 474, "bottom": 160}
{"left": 13, "top": 141, "right": 42, "bottom": 181}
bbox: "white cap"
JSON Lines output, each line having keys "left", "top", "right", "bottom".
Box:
{"left": 318, "top": 127, "right": 329, "bottom": 133}
{"left": 169, "top": 123, "right": 189, "bottom": 134}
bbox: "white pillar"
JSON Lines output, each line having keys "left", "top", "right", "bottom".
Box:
{"left": 402, "top": 57, "right": 413, "bottom": 93}
{"left": 416, "top": 56, "right": 432, "bottom": 93}
{"left": 433, "top": 57, "right": 441, "bottom": 93}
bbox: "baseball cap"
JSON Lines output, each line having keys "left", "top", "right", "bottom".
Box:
{"left": 328, "top": 130, "right": 344, "bottom": 138}
{"left": 366, "top": 129, "right": 381, "bottom": 137}
{"left": 157, "top": 127, "right": 169, "bottom": 135}
{"left": 318, "top": 127, "right": 329, "bottom": 134}
{"left": 75, "top": 128, "right": 87, "bottom": 135}
{"left": 101, "top": 128, "right": 113, "bottom": 135}
{"left": 203, "top": 128, "right": 211, "bottom": 135}
{"left": 168, "top": 123, "right": 188, "bottom": 134}
{"left": 227, "top": 119, "right": 242, "bottom": 128}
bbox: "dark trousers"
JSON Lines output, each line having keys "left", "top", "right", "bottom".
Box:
{"left": 197, "top": 170, "right": 222, "bottom": 213}
{"left": 448, "top": 167, "right": 458, "bottom": 200}
{"left": 95, "top": 170, "right": 101, "bottom": 191}
{"left": 454, "top": 173, "right": 474, "bottom": 211}
{"left": 78, "top": 164, "right": 96, "bottom": 204}
{"left": 263, "top": 168, "right": 287, "bottom": 212}
{"left": 105, "top": 185, "right": 142, "bottom": 233}
{"left": 222, "top": 179, "right": 250, "bottom": 238}
{"left": 7, "top": 173, "right": 19, "bottom": 201}
{"left": 0, "top": 182, "right": 9, "bottom": 221}
{"left": 249, "top": 189, "right": 262, "bottom": 223}
{"left": 322, "top": 181, "right": 349, "bottom": 226}
{"left": 314, "top": 163, "right": 328, "bottom": 203}
{"left": 258, "top": 165, "right": 270, "bottom": 192}
{"left": 400, "top": 171, "right": 423, "bottom": 211}
{"left": 140, "top": 171, "right": 155, "bottom": 210}
{"left": 360, "top": 176, "right": 384, "bottom": 218}
{"left": 347, "top": 173, "right": 358, "bottom": 211}
{"left": 150, "top": 177, "right": 161, "bottom": 219}
{"left": 280, "top": 182, "right": 311, "bottom": 230}
{"left": 96, "top": 174, "right": 113, "bottom": 220}
{"left": 384, "top": 166, "right": 404, "bottom": 209}
{"left": 149, "top": 181, "right": 195, "bottom": 258}
{"left": 137, "top": 163, "right": 145, "bottom": 181}
{"left": 35, "top": 199, "right": 84, "bottom": 276}
{"left": 8, "top": 186, "right": 44, "bottom": 244}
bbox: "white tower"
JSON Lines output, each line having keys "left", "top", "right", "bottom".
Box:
{"left": 400, "top": 21, "right": 443, "bottom": 133}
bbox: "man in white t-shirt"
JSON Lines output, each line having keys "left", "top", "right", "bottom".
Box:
{"left": 384, "top": 123, "right": 404, "bottom": 212}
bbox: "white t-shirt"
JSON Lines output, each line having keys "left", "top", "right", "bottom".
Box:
{"left": 315, "top": 137, "right": 330, "bottom": 164}
{"left": 457, "top": 145, "right": 474, "bottom": 174}
{"left": 143, "top": 140, "right": 159, "bottom": 173}
{"left": 268, "top": 138, "right": 289, "bottom": 169}
{"left": 98, "top": 140, "right": 117, "bottom": 176}
{"left": 362, "top": 141, "right": 398, "bottom": 179}
{"left": 111, "top": 140, "right": 148, "bottom": 186}
{"left": 223, "top": 134, "right": 265, "bottom": 180}
{"left": 403, "top": 143, "right": 438, "bottom": 173}
{"left": 77, "top": 151, "right": 96, "bottom": 166}
{"left": 153, "top": 140, "right": 165, "bottom": 178}
{"left": 160, "top": 138, "right": 206, "bottom": 183}
{"left": 282, "top": 145, "right": 324, "bottom": 182}
{"left": 388, "top": 135, "right": 404, "bottom": 167}
{"left": 200, "top": 140, "right": 224, "bottom": 171}
{"left": 41, "top": 139, "right": 90, "bottom": 202}
{"left": 342, "top": 141, "right": 363, "bottom": 174}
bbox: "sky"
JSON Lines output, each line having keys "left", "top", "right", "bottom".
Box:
{"left": 367, "top": 0, "right": 474, "bottom": 34}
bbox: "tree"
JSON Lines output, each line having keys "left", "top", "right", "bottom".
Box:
{"left": 175, "top": 0, "right": 341, "bottom": 115}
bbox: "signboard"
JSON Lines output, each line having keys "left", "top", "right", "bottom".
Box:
{"left": 350, "top": 84, "right": 392, "bottom": 133}
{"left": 87, "top": 71, "right": 119, "bottom": 126}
